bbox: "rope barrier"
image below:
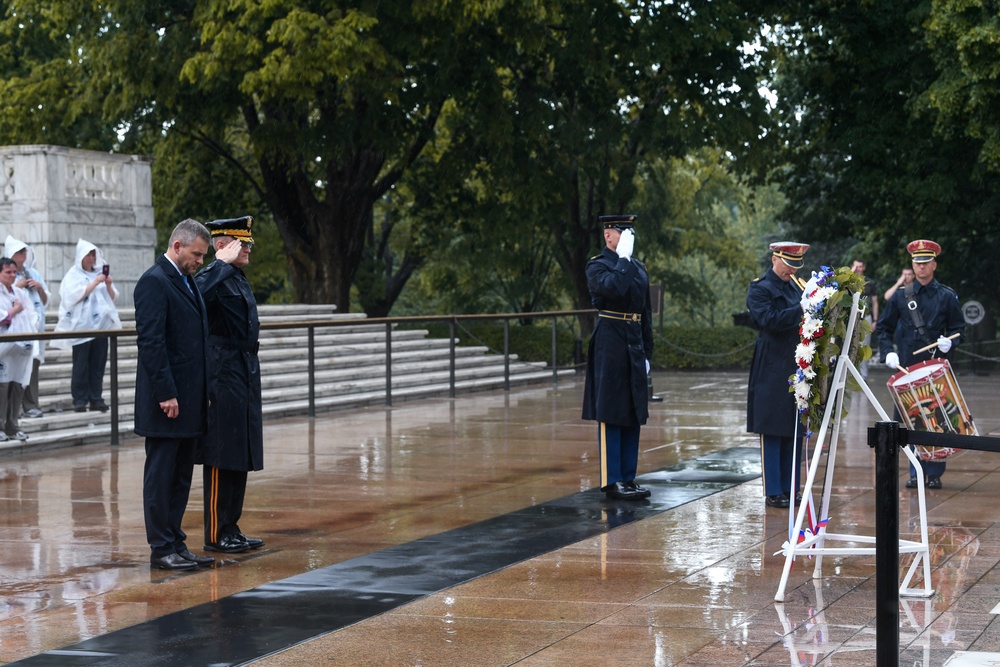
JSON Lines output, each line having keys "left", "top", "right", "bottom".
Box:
{"left": 657, "top": 338, "right": 756, "bottom": 358}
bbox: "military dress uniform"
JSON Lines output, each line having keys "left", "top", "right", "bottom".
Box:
{"left": 582, "top": 215, "right": 654, "bottom": 501}
{"left": 195, "top": 217, "right": 265, "bottom": 553}
{"left": 877, "top": 239, "right": 965, "bottom": 486}
{"left": 746, "top": 242, "right": 809, "bottom": 507}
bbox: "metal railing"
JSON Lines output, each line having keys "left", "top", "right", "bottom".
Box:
{"left": 0, "top": 309, "right": 595, "bottom": 445}
{"left": 867, "top": 424, "right": 1000, "bottom": 667}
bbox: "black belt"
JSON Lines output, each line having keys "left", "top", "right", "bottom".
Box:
{"left": 598, "top": 310, "right": 641, "bottom": 323}
{"left": 209, "top": 335, "right": 259, "bottom": 354}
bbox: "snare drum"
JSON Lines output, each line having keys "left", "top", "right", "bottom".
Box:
{"left": 887, "top": 359, "right": 977, "bottom": 460}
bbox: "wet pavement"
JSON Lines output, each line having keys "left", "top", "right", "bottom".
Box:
{"left": 1, "top": 366, "right": 999, "bottom": 666}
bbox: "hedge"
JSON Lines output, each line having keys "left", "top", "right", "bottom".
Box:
{"left": 402, "top": 320, "right": 758, "bottom": 371}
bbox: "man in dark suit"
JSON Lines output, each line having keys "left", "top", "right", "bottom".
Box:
{"left": 134, "top": 219, "right": 215, "bottom": 570}
{"left": 746, "top": 241, "right": 809, "bottom": 509}
{"left": 582, "top": 214, "right": 654, "bottom": 501}
{"left": 195, "top": 216, "right": 264, "bottom": 554}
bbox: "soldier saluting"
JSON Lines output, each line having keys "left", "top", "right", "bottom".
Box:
{"left": 582, "top": 214, "right": 654, "bottom": 501}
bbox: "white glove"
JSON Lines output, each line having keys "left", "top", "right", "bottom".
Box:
{"left": 800, "top": 288, "right": 811, "bottom": 311}
{"left": 937, "top": 335, "right": 953, "bottom": 354}
{"left": 885, "top": 352, "right": 900, "bottom": 369}
{"left": 616, "top": 229, "right": 634, "bottom": 261}
{"left": 645, "top": 359, "right": 650, "bottom": 375}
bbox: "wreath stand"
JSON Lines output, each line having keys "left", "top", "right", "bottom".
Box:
{"left": 774, "top": 291, "right": 934, "bottom": 602}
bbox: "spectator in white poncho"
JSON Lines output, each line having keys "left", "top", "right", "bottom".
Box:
{"left": 52, "top": 239, "right": 121, "bottom": 412}
{"left": 0, "top": 257, "right": 36, "bottom": 441}
{"left": 3, "top": 235, "right": 49, "bottom": 419}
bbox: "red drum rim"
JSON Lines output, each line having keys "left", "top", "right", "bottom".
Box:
{"left": 888, "top": 359, "right": 949, "bottom": 391}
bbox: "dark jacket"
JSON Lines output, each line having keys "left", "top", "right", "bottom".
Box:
{"left": 746, "top": 269, "right": 802, "bottom": 438}
{"left": 195, "top": 260, "right": 263, "bottom": 472}
{"left": 877, "top": 278, "right": 965, "bottom": 366}
{"left": 133, "top": 255, "right": 209, "bottom": 438}
{"left": 582, "top": 247, "right": 653, "bottom": 426}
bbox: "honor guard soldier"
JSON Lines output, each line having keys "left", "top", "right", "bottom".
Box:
{"left": 582, "top": 214, "right": 654, "bottom": 501}
{"left": 877, "top": 239, "right": 965, "bottom": 489}
{"left": 196, "top": 216, "right": 265, "bottom": 553}
{"left": 746, "top": 241, "right": 809, "bottom": 509}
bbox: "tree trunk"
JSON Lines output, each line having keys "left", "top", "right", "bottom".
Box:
{"left": 255, "top": 148, "right": 382, "bottom": 310}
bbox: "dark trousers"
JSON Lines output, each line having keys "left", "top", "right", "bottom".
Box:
{"left": 22, "top": 358, "right": 40, "bottom": 411}
{"left": 760, "top": 434, "right": 801, "bottom": 497}
{"left": 893, "top": 407, "right": 947, "bottom": 479}
{"left": 143, "top": 436, "right": 195, "bottom": 558}
{"left": 71, "top": 338, "right": 108, "bottom": 407}
{"left": 908, "top": 454, "right": 946, "bottom": 480}
{"left": 203, "top": 465, "right": 248, "bottom": 544}
{"left": 0, "top": 382, "right": 24, "bottom": 435}
{"left": 598, "top": 422, "right": 640, "bottom": 489}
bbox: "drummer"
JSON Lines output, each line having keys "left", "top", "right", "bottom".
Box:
{"left": 878, "top": 239, "right": 966, "bottom": 489}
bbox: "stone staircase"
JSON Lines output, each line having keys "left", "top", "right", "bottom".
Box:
{"left": 4, "top": 305, "right": 573, "bottom": 453}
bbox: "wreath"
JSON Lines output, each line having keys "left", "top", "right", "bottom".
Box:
{"left": 789, "top": 265, "right": 873, "bottom": 434}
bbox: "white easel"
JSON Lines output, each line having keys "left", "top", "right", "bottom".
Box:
{"left": 774, "top": 292, "right": 934, "bottom": 602}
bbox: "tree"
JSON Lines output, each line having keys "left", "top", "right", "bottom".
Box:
{"left": 0, "top": 0, "right": 549, "bottom": 311}
{"left": 430, "top": 1, "right": 784, "bottom": 334}
{"left": 767, "top": 1, "right": 1000, "bottom": 314}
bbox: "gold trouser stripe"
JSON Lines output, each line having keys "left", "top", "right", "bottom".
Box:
{"left": 599, "top": 422, "right": 608, "bottom": 488}
{"left": 758, "top": 435, "right": 767, "bottom": 496}
{"left": 208, "top": 466, "right": 219, "bottom": 543}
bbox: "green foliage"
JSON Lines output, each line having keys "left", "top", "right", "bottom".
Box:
{"left": 403, "top": 318, "right": 759, "bottom": 371}
{"left": 403, "top": 319, "right": 580, "bottom": 366}
{"left": 633, "top": 149, "right": 779, "bottom": 328}
{"left": 651, "top": 326, "right": 758, "bottom": 371}
{"left": 768, "top": 0, "right": 1000, "bottom": 324}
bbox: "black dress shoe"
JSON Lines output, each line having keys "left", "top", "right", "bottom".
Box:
{"left": 905, "top": 477, "right": 918, "bottom": 489}
{"left": 237, "top": 534, "right": 265, "bottom": 550}
{"left": 89, "top": 401, "right": 109, "bottom": 412}
{"left": 204, "top": 535, "right": 250, "bottom": 554}
{"left": 74, "top": 404, "right": 87, "bottom": 413}
{"left": 765, "top": 494, "right": 790, "bottom": 508}
{"left": 151, "top": 553, "right": 198, "bottom": 570}
{"left": 177, "top": 549, "right": 215, "bottom": 566}
{"left": 927, "top": 476, "right": 943, "bottom": 489}
{"left": 623, "top": 480, "right": 651, "bottom": 498}
{"left": 604, "top": 481, "right": 643, "bottom": 500}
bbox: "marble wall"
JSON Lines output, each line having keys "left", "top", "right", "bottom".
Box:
{"left": 0, "top": 145, "right": 156, "bottom": 310}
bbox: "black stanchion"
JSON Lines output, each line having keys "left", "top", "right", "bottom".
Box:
{"left": 869, "top": 421, "right": 901, "bottom": 667}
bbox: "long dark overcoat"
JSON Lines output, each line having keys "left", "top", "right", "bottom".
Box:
{"left": 745, "top": 268, "right": 803, "bottom": 439}
{"left": 582, "top": 247, "right": 653, "bottom": 427}
{"left": 194, "top": 260, "right": 263, "bottom": 472}
{"left": 133, "top": 254, "right": 209, "bottom": 438}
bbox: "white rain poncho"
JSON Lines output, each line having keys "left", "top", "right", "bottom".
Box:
{"left": 51, "top": 239, "right": 121, "bottom": 349}
{"left": 0, "top": 282, "right": 36, "bottom": 386}
{"left": 3, "top": 235, "right": 48, "bottom": 362}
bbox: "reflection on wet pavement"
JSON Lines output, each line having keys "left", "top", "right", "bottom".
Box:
{"left": 2, "top": 368, "right": 1000, "bottom": 666}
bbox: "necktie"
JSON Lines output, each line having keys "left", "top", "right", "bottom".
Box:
{"left": 184, "top": 275, "right": 194, "bottom": 295}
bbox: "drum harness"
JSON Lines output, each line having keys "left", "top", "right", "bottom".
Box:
{"left": 904, "top": 282, "right": 938, "bottom": 356}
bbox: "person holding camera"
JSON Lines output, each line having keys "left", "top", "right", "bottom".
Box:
{"left": 52, "top": 239, "right": 122, "bottom": 412}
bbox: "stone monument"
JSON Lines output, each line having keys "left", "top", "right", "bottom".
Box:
{"left": 0, "top": 144, "right": 155, "bottom": 310}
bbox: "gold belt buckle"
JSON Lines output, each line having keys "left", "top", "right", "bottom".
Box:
{"left": 629, "top": 313, "right": 639, "bottom": 323}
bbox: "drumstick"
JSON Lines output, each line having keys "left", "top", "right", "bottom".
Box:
{"left": 912, "top": 332, "right": 961, "bottom": 356}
